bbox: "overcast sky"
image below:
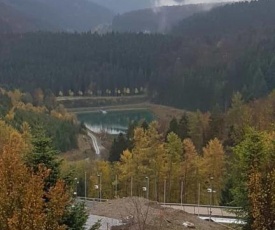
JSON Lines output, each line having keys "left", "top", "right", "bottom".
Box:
{"left": 153, "top": 0, "right": 245, "bottom": 7}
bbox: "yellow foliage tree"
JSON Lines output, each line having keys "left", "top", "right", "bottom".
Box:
{"left": 201, "top": 138, "right": 225, "bottom": 205}
{"left": 182, "top": 138, "right": 199, "bottom": 203}
{"left": 165, "top": 132, "right": 182, "bottom": 202}
{"left": 0, "top": 121, "right": 70, "bottom": 230}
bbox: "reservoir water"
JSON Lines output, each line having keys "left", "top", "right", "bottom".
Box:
{"left": 77, "top": 109, "right": 155, "bottom": 134}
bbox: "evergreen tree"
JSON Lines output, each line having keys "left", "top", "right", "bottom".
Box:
{"left": 26, "top": 128, "right": 61, "bottom": 188}
{"left": 109, "top": 133, "right": 129, "bottom": 162}
{"left": 166, "top": 117, "right": 179, "bottom": 139}
{"left": 178, "top": 113, "right": 190, "bottom": 140}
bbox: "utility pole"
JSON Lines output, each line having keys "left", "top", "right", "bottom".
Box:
{"left": 145, "top": 176, "right": 149, "bottom": 200}
{"left": 97, "top": 173, "right": 102, "bottom": 202}
{"left": 164, "top": 178, "right": 166, "bottom": 204}
{"left": 100, "top": 174, "right": 102, "bottom": 202}
{"left": 130, "top": 176, "right": 133, "bottom": 197}
{"left": 197, "top": 183, "right": 200, "bottom": 217}
{"left": 180, "top": 179, "right": 184, "bottom": 210}
{"left": 84, "top": 171, "right": 87, "bottom": 200}
{"left": 115, "top": 174, "right": 118, "bottom": 198}
{"left": 209, "top": 176, "right": 214, "bottom": 220}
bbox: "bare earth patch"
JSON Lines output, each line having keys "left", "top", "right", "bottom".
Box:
{"left": 60, "top": 134, "right": 97, "bottom": 161}
{"left": 89, "top": 197, "right": 228, "bottom": 230}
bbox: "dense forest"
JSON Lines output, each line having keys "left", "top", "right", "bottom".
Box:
{"left": 0, "top": 88, "right": 79, "bottom": 152}
{"left": 1, "top": 1, "right": 275, "bottom": 229}
{"left": 112, "top": 3, "right": 221, "bottom": 33}
{"left": 172, "top": 0, "right": 275, "bottom": 37}
{"left": 1, "top": 1, "right": 275, "bottom": 111}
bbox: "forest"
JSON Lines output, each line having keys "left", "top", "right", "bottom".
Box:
{"left": 0, "top": 88, "right": 79, "bottom": 152}
{"left": 1, "top": 1, "right": 275, "bottom": 111}
{"left": 0, "top": 88, "right": 89, "bottom": 229}
{"left": 67, "top": 91, "right": 275, "bottom": 230}
{"left": 1, "top": 0, "right": 275, "bottom": 229}
{"left": 111, "top": 3, "right": 221, "bottom": 33}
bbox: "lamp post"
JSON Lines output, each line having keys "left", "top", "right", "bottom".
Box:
{"left": 163, "top": 178, "right": 166, "bottom": 204}
{"left": 208, "top": 176, "right": 214, "bottom": 220}
{"left": 97, "top": 173, "right": 102, "bottom": 202}
{"left": 130, "top": 176, "right": 133, "bottom": 197}
{"left": 180, "top": 179, "right": 184, "bottom": 210}
{"left": 115, "top": 174, "right": 118, "bottom": 198}
{"left": 197, "top": 183, "right": 201, "bottom": 217}
{"left": 84, "top": 172, "right": 87, "bottom": 200}
{"left": 74, "top": 177, "right": 79, "bottom": 197}
{"left": 145, "top": 176, "right": 149, "bottom": 200}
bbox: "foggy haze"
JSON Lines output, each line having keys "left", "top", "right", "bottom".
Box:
{"left": 153, "top": 0, "right": 245, "bottom": 7}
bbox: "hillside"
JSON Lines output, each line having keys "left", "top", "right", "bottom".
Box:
{"left": 112, "top": 3, "right": 222, "bottom": 33}
{"left": 1, "top": 1, "right": 275, "bottom": 111}
{"left": 172, "top": 0, "right": 275, "bottom": 36}
{"left": 0, "top": 2, "right": 47, "bottom": 33}
{"left": 0, "top": 0, "right": 114, "bottom": 32}
{"left": 89, "top": 0, "right": 152, "bottom": 13}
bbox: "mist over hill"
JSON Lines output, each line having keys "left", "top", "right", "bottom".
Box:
{"left": 1, "top": 0, "right": 275, "bottom": 111}
{"left": 0, "top": 0, "right": 114, "bottom": 33}
{"left": 88, "top": 0, "right": 152, "bottom": 13}
{"left": 111, "top": 3, "right": 222, "bottom": 33}
{"left": 0, "top": 2, "right": 47, "bottom": 33}
{"left": 172, "top": 0, "right": 273, "bottom": 36}
{"left": 89, "top": 0, "right": 242, "bottom": 13}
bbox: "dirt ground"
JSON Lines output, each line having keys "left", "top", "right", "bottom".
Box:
{"left": 60, "top": 134, "right": 98, "bottom": 161}
{"left": 89, "top": 197, "right": 229, "bottom": 230}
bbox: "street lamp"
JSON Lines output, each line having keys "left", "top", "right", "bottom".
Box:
{"left": 84, "top": 172, "right": 87, "bottom": 200}
{"left": 180, "top": 178, "right": 184, "bottom": 210}
{"left": 163, "top": 178, "right": 166, "bottom": 204}
{"left": 115, "top": 174, "right": 118, "bottom": 198}
{"left": 97, "top": 173, "right": 102, "bottom": 202}
{"left": 208, "top": 176, "right": 214, "bottom": 220}
{"left": 145, "top": 176, "right": 149, "bottom": 200}
{"left": 74, "top": 177, "right": 79, "bottom": 197}
{"left": 130, "top": 176, "right": 133, "bottom": 197}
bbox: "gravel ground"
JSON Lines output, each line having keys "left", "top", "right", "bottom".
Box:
{"left": 89, "top": 197, "right": 229, "bottom": 230}
{"left": 85, "top": 215, "right": 121, "bottom": 230}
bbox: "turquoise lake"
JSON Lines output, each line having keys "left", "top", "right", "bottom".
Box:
{"left": 77, "top": 109, "right": 155, "bottom": 134}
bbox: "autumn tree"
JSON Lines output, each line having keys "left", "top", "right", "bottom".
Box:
{"left": 225, "top": 92, "right": 252, "bottom": 146}
{"left": 232, "top": 129, "right": 275, "bottom": 230}
{"left": 118, "top": 150, "right": 135, "bottom": 197}
{"left": 0, "top": 121, "right": 70, "bottom": 230}
{"left": 117, "top": 122, "right": 166, "bottom": 200}
{"left": 165, "top": 132, "right": 182, "bottom": 202}
{"left": 188, "top": 110, "right": 210, "bottom": 152}
{"left": 182, "top": 138, "right": 199, "bottom": 203}
{"left": 201, "top": 138, "right": 225, "bottom": 205}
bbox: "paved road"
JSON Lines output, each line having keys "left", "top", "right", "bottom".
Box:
{"left": 85, "top": 124, "right": 103, "bottom": 155}
{"left": 87, "top": 130, "right": 100, "bottom": 155}
{"left": 162, "top": 204, "right": 237, "bottom": 217}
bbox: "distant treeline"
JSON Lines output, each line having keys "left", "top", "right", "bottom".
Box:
{"left": 1, "top": 0, "right": 275, "bottom": 111}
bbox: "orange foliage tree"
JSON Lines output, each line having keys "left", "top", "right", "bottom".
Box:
{"left": 0, "top": 121, "right": 70, "bottom": 230}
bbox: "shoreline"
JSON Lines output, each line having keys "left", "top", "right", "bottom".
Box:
{"left": 67, "top": 102, "right": 151, "bottom": 114}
